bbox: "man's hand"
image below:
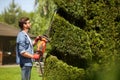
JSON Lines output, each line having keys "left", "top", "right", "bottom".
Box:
{"left": 35, "top": 36, "right": 41, "bottom": 42}
{"left": 33, "top": 54, "right": 40, "bottom": 60}
{"left": 33, "top": 36, "right": 42, "bottom": 45}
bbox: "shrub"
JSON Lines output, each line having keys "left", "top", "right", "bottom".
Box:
{"left": 44, "top": 55, "right": 85, "bottom": 80}
{"left": 49, "top": 15, "right": 92, "bottom": 68}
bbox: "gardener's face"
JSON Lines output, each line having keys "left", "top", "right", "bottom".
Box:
{"left": 24, "top": 20, "right": 31, "bottom": 29}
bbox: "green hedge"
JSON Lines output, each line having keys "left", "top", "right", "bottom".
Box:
{"left": 46, "top": 0, "right": 120, "bottom": 80}
{"left": 49, "top": 15, "right": 92, "bottom": 68}
{"left": 51, "top": 0, "right": 120, "bottom": 64}
{"left": 53, "top": 0, "right": 86, "bottom": 29}
{"left": 53, "top": 0, "right": 85, "bottom": 19}
{"left": 44, "top": 55, "right": 85, "bottom": 80}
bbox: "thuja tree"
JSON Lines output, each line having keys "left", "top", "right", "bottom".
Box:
{"left": 49, "top": 15, "right": 92, "bottom": 68}
{"left": 44, "top": 55, "right": 85, "bottom": 80}
{"left": 43, "top": 0, "right": 120, "bottom": 80}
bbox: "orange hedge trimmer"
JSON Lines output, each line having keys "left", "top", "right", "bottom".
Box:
{"left": 36, "top": 35, "right": 49, "bottom": 57}
{"left": 35, "top": 9, "right": 57, "bottom": 76}
{"left": 35, "top": 35, "right": 49, "bottom": 76}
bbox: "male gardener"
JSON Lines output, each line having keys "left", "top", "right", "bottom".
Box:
{"left": 16, "top": 17, "right": 41, "bottom": 80}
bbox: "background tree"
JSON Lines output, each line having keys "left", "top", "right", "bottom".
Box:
{"left": 0, "top": 15, "right": 4, "bottom": 22}
{"left": 1, "top": 0, "right": 33, "bottom": 28}
{"left": 2, "top": 0, "right": 21, "bottom": 26}
{"left": 30, "top": 0, "right": 57, "bottom": 36}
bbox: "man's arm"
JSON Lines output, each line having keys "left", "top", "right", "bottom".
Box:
{"left": 21, "top": 52, "right": 40, "bottom": 59}
{"left": 21, "top": 52, "right": 33, "bottom": 58}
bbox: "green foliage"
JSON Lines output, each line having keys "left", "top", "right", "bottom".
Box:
{"left": 49, "top": 15, "right": 92, "bottom": 68}
{"left": 44, "top": 55, "right": 85, "bottom": 80}
{"left": 53, "top": 0, "right": 87, "bottom": 29}
{"left": 84, "top": 0, "right": 119, "bottom": 65}
{"left": 85, "top": 59, "right": 120, "bottom": 80}
{"left": 52, "top": 0, "right": 120, "bottom": 63}
{"left": 30, "top": 0, "right": 57, "bottom": 36}
{"left": 1, "top": 0, "right": 33, "bottom": 28}
{"left": 0, "top": 15, "right": 4, "bottom": 22}
{"left": 2, "top": 0, "right": 21, "bottom": 26}
{"left": 87, "top": 31, "right": 105, "bottom": 63}
{"left": 53, "top": 0, "right": 85, "bottom": 18}
{"left": 45, "top": 0, "right": 120, "bottom": 80}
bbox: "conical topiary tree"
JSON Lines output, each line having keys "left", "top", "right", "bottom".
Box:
{"left": 43, "top": 0, "right": 120, "bottom": 80}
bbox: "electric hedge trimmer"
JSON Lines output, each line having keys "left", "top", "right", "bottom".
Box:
{"left": 35, "top": 9, "right": 57, "bottom": 76}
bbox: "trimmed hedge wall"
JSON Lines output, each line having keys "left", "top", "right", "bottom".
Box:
{"left": 44, "top": 55, "right": 85, "bottom": 80}
{"left": 43, "top": 0, "right": 120, "bottom": 80}
{"left": 49, "top": 15, "right": 92, "bottom": 68}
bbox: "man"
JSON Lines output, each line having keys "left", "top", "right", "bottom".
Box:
{"left": 16, "top": 17, "right": 40, "bottom": 80}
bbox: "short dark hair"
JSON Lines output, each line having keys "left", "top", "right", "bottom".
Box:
{"left": 18, "top": 17, "right": 29, "bottom": 29}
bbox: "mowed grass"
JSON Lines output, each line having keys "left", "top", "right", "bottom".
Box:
{"left": 0, "top": 65, "right": 42, "bottom": 80}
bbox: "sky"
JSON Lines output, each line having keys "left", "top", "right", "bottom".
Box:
{"left": 0, "top": 0, "right": 36, "bottom": 14}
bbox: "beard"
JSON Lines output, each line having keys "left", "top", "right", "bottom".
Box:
{"left": 28, "top": 27, "right": 32, "bottom": 33}
{"left": 28, "top": 27, "right": 31, "bottom": 30}
{"left": 27, "top": 26, "right": 31, "bottom": 30}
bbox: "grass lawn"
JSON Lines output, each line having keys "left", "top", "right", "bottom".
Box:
{"left": 0, "top": 65, "right": 42, "bottom": 80}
